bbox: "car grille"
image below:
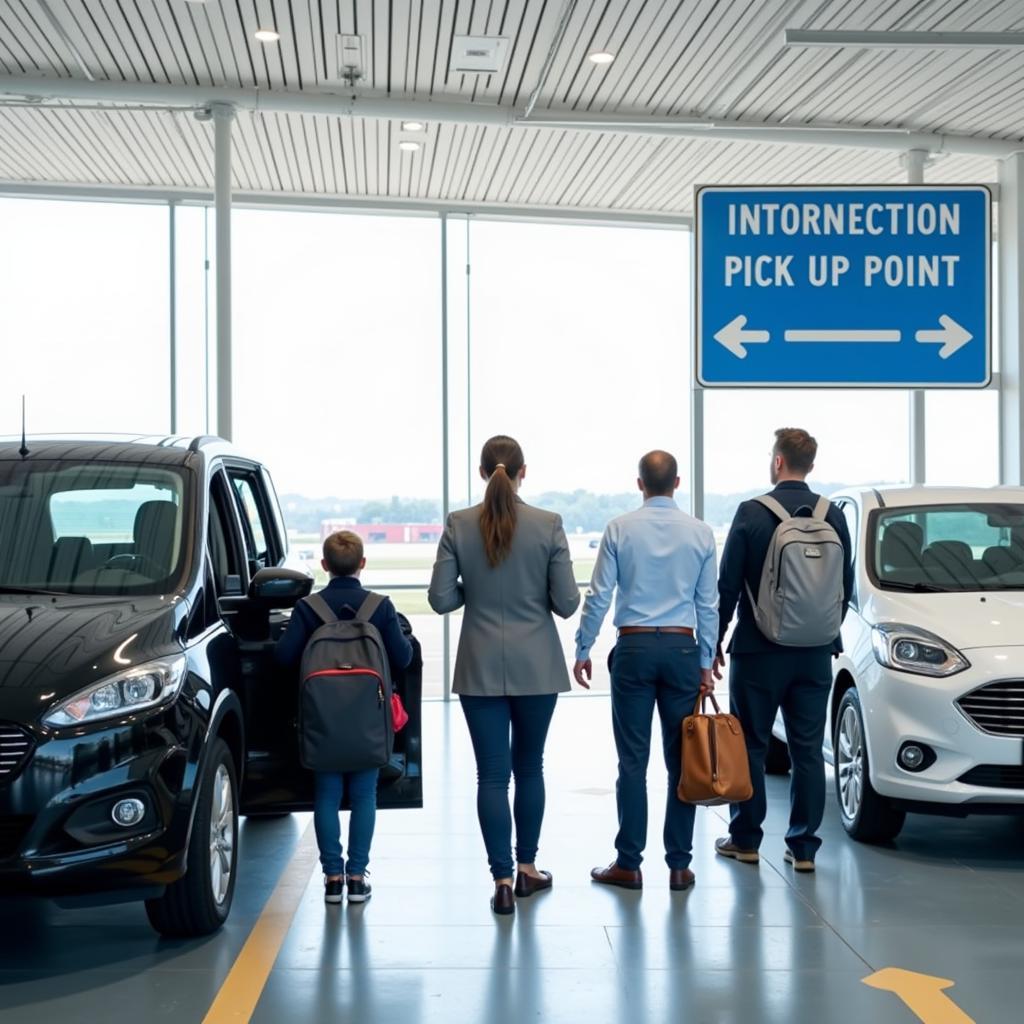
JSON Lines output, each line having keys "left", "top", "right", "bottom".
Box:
{"left": 0, "top": 817, "right": 32, "bottom": 858}
{"left": 956, "top": 681, "right": 1024, "bottom": 737}
{"left": 958, "top": 765, "right": 1024, "bottom": 790}
{"left": 0, "top": 724, "right": 33, "bottom": 782}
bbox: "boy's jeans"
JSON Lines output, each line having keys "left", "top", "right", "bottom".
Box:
{"left": 313, "top": 768, "right": 379, "bottom": 877}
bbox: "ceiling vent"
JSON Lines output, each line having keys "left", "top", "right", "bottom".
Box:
{"left": 449, "top": 36, "right": 510, "bottom": 74}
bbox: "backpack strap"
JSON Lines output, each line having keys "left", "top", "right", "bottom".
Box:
{"left": 811, "top": 495, "right": 831, "bottom": 521}
{"left": 304, "top": 592, "right": 338, "bottom": 625}
{"left": 355, "top": 592, "right": 385, "bottom": 623}
{"left": 753, "top": 494, "right": 791, "bottom": 522}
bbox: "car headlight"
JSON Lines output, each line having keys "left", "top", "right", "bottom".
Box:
{"left": 871, "top": 624, "right": 969, "bottom": 677}
{"left": 43, "top": 656, "right": 187, "bottom": 728}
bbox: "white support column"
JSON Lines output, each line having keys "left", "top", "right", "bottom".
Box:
{"left": 212, "top": 103, "right": 235, "bottom": 441}
{"left": 999, "top": 153, "right": 1024, "bottom": 484}
{"left": 690, "top": 230, "right": 705, "bottom": 520}
{"left": 905, "top": 149, "right": 928, "bottom": 484}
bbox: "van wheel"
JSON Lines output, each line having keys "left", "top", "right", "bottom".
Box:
{"left": 834, "top": 689, "right": 905, "bottom": 843}
{"left": 765, "top": 735, "right": 791, "bottom": 775}
{"left": 146, "top": 738, "right": 238, "bottom": 937}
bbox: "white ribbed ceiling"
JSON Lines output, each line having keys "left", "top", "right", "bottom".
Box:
{"left": 0, "top": 0, "right": 1021, "bottom": 215}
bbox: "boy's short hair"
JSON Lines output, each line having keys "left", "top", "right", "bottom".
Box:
{"left": 323, "top": 530, "right": 364, "bottom": 577}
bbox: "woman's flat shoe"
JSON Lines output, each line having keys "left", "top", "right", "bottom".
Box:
{"left": 514, "top": 870, "right": 553, "bottom": 898}
{"left": 490, "top": 884, "right": 515, "bottom": 915}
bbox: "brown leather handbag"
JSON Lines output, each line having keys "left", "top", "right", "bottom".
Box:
{"left": 677, "top": 694, "right": 754, "bottom": 806}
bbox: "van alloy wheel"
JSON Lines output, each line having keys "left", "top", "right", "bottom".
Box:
{"left": 209, "top": 763, "right": 235, "bottom": 906}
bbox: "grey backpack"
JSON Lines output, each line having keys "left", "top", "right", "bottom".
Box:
{"left": 746, "top": 494, "right": 844, "bottom": 648}
{"left": 297, "top": 592, "right": 394, "bottom": 772}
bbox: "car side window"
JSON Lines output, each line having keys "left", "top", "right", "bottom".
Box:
{"left": 840, "top": 501, "right": 859, "bottom": 561}
{"left": 837, "top": 500, "right": 859, "bottom": 609}
{"left": 208, "top": 472, "right": 245, "bottom": 596}
{"left": 227, "top": 469, "right": 279, "bottom": 572}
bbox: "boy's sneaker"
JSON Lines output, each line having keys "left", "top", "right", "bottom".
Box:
{"left": 324, "top": 877, "right": 344, "bottom": 904}
{"left": 346, "top": 875, "right": 372, "bottom": 903}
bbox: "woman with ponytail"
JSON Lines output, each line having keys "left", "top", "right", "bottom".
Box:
{"left": 429, "top": 435, "right": 581, "bottom": 915}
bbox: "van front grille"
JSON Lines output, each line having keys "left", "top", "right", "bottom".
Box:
{"left": 957, "top": 682, "right": 1024, "bottom": 737}
{"left": 0, "top": 724, "right": 33, "bottom": 782}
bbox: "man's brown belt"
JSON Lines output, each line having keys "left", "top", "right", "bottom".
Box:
{"left": 617, "top": 626, "right": 695, "bottom": 637}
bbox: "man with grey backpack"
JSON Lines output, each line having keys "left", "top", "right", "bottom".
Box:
{"left": 713, "top": 429, "right": 853, "bottom": 873}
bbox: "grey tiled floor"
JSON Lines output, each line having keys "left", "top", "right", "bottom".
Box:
{"left": 2, "top": 697, "right": 1024, "bottom": 1023}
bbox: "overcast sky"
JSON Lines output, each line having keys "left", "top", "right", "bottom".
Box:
{"left": 0, "top": 198, "right": 998, "bottom": 501}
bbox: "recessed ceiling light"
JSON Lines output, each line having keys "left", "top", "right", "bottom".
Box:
{"left": 402, "top": 120, "right": 425, "bottom": 132}
{"left": 588, "top": 51, "right": 615, "bottom": 65}
{"left": 398, "top": 140, "right": 421, "bottom": 153}
{"left": 254, "top": 29, "right": 280, "bottom": 43}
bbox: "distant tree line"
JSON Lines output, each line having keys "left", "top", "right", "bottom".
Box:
{"left": 280, "top": 483, "right": 853, "bottom": 535}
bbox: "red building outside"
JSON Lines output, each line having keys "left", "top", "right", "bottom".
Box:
{"left": 320, "top": 520, "right": 443, "bottom": 544}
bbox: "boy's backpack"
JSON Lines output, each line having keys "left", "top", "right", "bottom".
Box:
{"left": 297, "top": 592, "right": 394, "bottom": 772}
{"left": 746, "top": 494, "right": 845, "bottom": 648}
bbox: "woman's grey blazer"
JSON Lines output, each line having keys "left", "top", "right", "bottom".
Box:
{"left": 428, "top": 498, "right": 580, "bottom": 696}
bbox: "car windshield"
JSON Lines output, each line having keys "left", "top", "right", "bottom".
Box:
{"left": 0, "top": 460, "right": 189, "bottom": 596}
{"left": 873, "top": 503, "right": 1024, "bottom": 592}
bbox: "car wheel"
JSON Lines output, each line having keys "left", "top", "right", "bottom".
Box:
{"left": 834, "top": 689, "right": 905, "bottom": 843}
{"left": 765, "top": 735, "right": 792, "bottom": 775}
{"left": 145, "top": 738, "right": 239, "bottom": 937}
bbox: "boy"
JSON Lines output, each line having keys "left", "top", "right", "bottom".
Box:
{"left": 276, "top": 530, "right": 413, "bottom": 904}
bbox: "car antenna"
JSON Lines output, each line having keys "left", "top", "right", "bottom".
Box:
{"left": 18, "top": 395, "right": 29, "bottom": 458}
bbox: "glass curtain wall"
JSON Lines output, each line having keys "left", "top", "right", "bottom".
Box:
{"left": 0, "top": 197, "right": 171, "bottom": 436}
{"left": 227, "top": 209, "right": 445, "bottom": 691}
{"left": 0, "top": 193, "right": 1003, "bottom": 696}
{"left": 448, "top": 218, "right": 693, "bottom": 692}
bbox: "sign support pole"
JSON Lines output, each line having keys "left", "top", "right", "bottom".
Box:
{"left": 905, "top": 149, "right": 928, "bottom": 484}
{"left": 998, "top": 152, "right": 1024, "bottom": 485}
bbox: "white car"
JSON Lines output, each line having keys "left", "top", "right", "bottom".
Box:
{"left": 771, "top": 486, "right": 1024, "bottom": 842}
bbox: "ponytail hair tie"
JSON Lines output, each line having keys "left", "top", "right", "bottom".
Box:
{"left": 495, "top": 463, "right": 506, "bottom": 471}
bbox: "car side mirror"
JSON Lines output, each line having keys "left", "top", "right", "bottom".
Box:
{"left": 248, "top": 566, "right": 313, "bottom": 607}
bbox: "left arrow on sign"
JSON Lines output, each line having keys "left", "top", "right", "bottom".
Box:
{"left": 915, "top": 315, "right": 973, "bottom": 360}
{"left": 714, "top": 315, "right": 770, "bottom": 359}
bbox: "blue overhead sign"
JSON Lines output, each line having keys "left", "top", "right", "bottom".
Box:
{"left": 695, "top": 185, "right": 991, "bottom": 388}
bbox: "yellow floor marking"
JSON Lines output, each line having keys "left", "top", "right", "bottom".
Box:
{"left": 863, "top": 967, "right": 976, "bottom": 1023}
{"left": 203, "top": 820, "right": 319, "bottom": 1024}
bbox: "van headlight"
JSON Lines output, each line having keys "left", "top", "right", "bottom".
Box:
{"left": 43, "top": 656, "right": 187, "bottom": 728}
{"left": 871, "top": 624, "right": 969, "bottom": 677}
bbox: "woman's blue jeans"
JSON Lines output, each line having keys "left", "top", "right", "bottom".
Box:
{"left": 459, "top": 693, "right": 558, "bottom": 880}
{"left": 313, "top": 769, "right": 379, "bottom": 877}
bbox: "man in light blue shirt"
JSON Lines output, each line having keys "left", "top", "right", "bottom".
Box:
{"left": 575, "top": 450, "right": 718, "bottom": 893}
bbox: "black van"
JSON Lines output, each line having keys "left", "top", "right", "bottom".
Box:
{"left": 0, "top": 436, "right": 422, "bottom": 936}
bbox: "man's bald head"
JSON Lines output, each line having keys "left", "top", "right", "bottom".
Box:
{"left": 638, "top": 450, "right": 679, "bottom": 498}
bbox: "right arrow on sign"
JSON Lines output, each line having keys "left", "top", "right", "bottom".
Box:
{"left": 915, "top": 315, "right": 973, "bottom": 359}
{"left": 713, "top": 315, "right": 770, "bottom": 359}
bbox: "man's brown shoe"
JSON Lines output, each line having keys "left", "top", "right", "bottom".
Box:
{"left": 591, "top": 862, "right": 642, "bottom": 890}
{"left": 714, "top": 837, "right": 760, "bottom": 864}
{"left": 669, "top": 869, "right": 695, "bottom": 892}
{"left": 514, "top": 870, "right": 553, "bottom": 898}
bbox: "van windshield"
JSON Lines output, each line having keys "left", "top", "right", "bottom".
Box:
{"left": 873, "top": 504, "right": 1024, "bottom": 592}
{"left": 0, "top": 460, "right": 189, "bottom": 596}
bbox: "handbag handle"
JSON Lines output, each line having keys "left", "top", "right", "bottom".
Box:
{"left": 693, "top": 692, "right": 722, "bottom": 716}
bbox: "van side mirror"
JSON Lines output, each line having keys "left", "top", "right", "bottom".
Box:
{"left": 249, "top": 566, "right": 313, "bottom": 606}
